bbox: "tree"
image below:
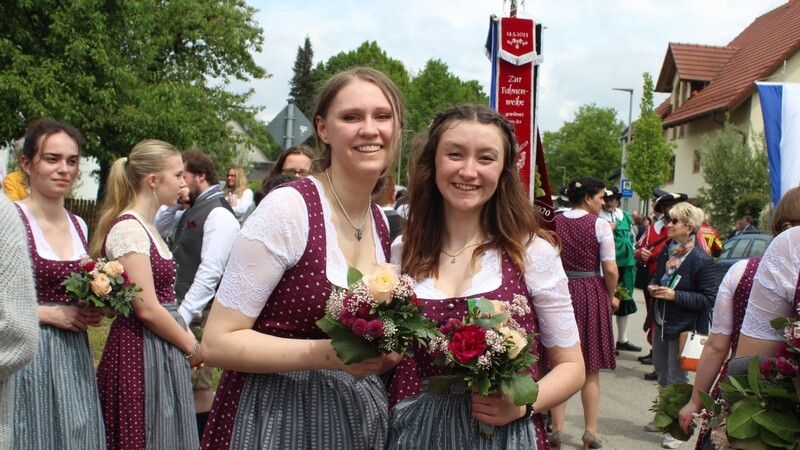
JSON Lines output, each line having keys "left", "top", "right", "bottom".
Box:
{"left": 626, "top": 72, "right": 675, "bottom": 212}
{"left": 313, "top": 41, "right": 411, "bottom": 99}
{"left": 542, "top": 104, "right": 624, "bottom": 192}
{"left": 698, "top": 122, "right": 769, "bottom": 232}
{"left": 289, "top": 36, "right": 316, "bottom": 117}
{"left": 0, "top": 0, "right": 267, "bottom": 199}
{"left": 406, "top": 59, "right": 488, "bottom": 132}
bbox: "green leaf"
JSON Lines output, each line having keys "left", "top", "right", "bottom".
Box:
{"left": 769, "top": 316, "right": 790, "bottom": 331}
{"left": 467, "top": 298, "right": 478, "bottom": 315}
{"left": 757, "top": 427, "right": 795, "bottom": 450}
{"left": 347, "top": 267, "right": 363, "bottom": 287}
{"left": 315, "top": 316, "right": 379, "bottom": 364}
{"left": 500, "top": 375, "right": 538, "bottom": 406}
{"left": 727, "top": 376, "right": 750, "bottom": 397}
{"left": 653, "top": 411, "right": 673, "bottom": 428}
{"left": 427, "top": 376, "right": 460, "bottom": 394}
{"left": 752, "top": 411, "right": 800, "bottom": 433}
{"left": 728, "top": 437, "right": 774, "bottom": 450}
{"left": 472, "top": 315, "right": 506, "bottom": 331}
{"left": 477, "top": 375, "right": 492, "bottom": 396}
{"left": 726, "top": 399, "right": 765, "bottom": 439}
{"left": 699, "top": 391, "right": 717, "bottom": 414}
{"left": 747, "top": 357, "right": 761, "bottom": 397}
{"left": 475, "top": 298, "right": 495, "bottom": 314}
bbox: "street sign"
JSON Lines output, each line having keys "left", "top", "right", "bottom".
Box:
{"left": 267, "top": 101, "right": 314, "bottom": 150}
{"left": 621, "top": 179, "right": 633, "bottom": 198}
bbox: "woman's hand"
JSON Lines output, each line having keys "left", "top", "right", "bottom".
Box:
{"left": 640, "top": 247, "right": 652, "bottom": 262}
{"left": 610, "top": 296, "right": 621, "bottom": 312}
{"left": 81, "top": 306, "right": 105, "bottom": 327}
{"left": 678, "top": 399, "right": 701, "bottom": 434}
{"left": 188, "top": 343, "right": 204, "bottom": 370}
{"left": 338, "top": 352, "right": 402, "bottom": 378}
{"left": 471, "top": 390, "right": 526, "bottom": 427}
{"left": 39, "top": 305, "right": 95, "bottom": 332}
{"left": 649, "top": 286, "right": 676, "bottom": 301}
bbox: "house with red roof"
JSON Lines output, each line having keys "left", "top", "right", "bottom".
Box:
{"left": 653, "top": 0, "right": 800, "bottom": 199}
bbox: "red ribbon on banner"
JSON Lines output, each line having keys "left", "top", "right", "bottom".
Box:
{"left": 492, "top": 17, "right": 554, "bottom": 226}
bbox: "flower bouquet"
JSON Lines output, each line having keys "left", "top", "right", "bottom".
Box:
{"left": 316, "top": 263, "right": 440, "bottom": 364}
{"left": 62, "top": 255, "right": 143, "bottom": 317}
{"left": 692, "top": 313, "right": 800, "bottom": 450}
{"left": 649, "top": 383, "right": 694, "bottom": 441}
{"left": 427, "top": 296, "right": 539, "bottom": 439}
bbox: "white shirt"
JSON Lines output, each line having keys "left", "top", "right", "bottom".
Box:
{"left": 216, "top": 177, "right": 388, "bottom": 318}
{"left": 390, "top": 236, "right": 580, "bottom": 349}
{"left": 16, "top": 202, "right": 88, "bottom": 260}
{"left": 154, "top": 187, "right": 240, "bottom": 325}
{"left": 740, "top": 226, "right": 800, "bottom": 341}
{"left": 710, "top": 259, "right": 748, "bottom": 335}
{"left": 227, "top": 188, "right": 254, "bottom": 222}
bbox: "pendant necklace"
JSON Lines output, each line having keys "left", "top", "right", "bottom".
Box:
{"left": 441, "top": 242, "right": 482, "bottom": 264}
{"left": 325, "top": 169, "right": 371, "bottom": 241}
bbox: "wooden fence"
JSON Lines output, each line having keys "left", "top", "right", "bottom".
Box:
{"left": 65, "top": 198, "right": 100, "bottom": 238}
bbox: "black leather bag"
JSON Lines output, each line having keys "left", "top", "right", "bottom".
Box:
{"left": 634, "top": 261, "right": 651, "bottom": 290}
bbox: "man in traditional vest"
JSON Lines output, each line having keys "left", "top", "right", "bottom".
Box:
{"left": 599, "top": 186, "right": 641, "bottom": 354}
{"left": 165, "top": 150, "right": 239, "bottom": 437}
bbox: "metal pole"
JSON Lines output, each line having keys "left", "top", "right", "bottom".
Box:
{"left": 557, "top": 166, "right": 566, "bottom": 189}
{"left": 284, "top": 99, "right": 295, "bottom": 150}
{"left": 613, "top": 88, "right": 633, "bottom": 210}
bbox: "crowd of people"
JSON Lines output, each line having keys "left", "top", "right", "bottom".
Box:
{"left": 0, "top": 65, "right": 797, "bottom": 450}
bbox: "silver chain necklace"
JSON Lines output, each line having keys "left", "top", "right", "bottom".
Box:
{"left": 325, "top": 169, "right": 371, "bottom": 241}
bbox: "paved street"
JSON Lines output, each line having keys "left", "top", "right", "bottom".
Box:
{"left": 557, "top": 289, "right": 697, "bottom": 450}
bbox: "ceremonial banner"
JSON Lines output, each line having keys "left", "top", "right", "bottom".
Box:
{"left": 486, "top": 16, "right": 554, "bottom": 225}
{"left": 756, "top": 82, "right": 800, "bottom": 207}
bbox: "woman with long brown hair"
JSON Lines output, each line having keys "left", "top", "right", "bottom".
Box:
{"left": 10, "top": 118, "right": 105, "bottom": 449}
{"left": 388, "top": 104, "right": 584, "bottom": 449}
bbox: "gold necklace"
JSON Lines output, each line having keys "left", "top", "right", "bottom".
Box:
{"left": 441, "top": 242, "right": 482, "bottom": 264}
{"left": 325, "top": 169, "right": 371, "bottom": 241}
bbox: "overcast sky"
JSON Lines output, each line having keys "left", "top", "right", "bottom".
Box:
{"left": 240, "top": 0, "right": 787, "bottom": 133}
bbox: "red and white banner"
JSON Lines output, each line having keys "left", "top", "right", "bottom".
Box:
{"left": 487, "top": 16, "right": 554, "bottom": 225}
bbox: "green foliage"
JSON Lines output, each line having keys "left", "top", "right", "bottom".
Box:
{"left": 0, "top": 0, "right": 268, "bottom": 199}
{"left": 626, "top": 73, "right": 675, "bottom": 206}
{"left": 649, "top": 383, "right": 694, "bottom": 441}
{"left": 313, "top": 41, "right": 411, "bottom": 96}
{"left": 698, "top": 122, "right": 769, "bottom": 232}
{"left": 542, "top": 104, "right": 624, "bottom": 192}
{"left": 289, "top": 36, "right": 316, "bottom": 117}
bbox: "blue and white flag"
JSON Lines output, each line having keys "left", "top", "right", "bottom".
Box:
{"left": 756, "top": 82, "right": 800, "bottom": 207}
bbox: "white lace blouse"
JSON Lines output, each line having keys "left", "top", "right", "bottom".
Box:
{"left": 390, "top": 236, "right": 579, "bottom": 349}
{"left": 710, "top": 259, "right": 748, "bottom": 336}
{"left": 741, "top": 227, "right": 800, "bottom": 341}
{"left": 215, "top": 177, "right": 389, "bottom": 318}
{"left": 16, "top": 202, "right": 88, "bottom": 260}
{"left": 104, "top": 211, "right": 173, "bottom": 260}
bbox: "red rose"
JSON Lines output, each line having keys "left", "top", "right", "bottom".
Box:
{"left": 83, "top": 261, "right": 96, "bottom": 272}
{"left": 439, "top": 318, "right": 463, "bottom": 335}
{"left": 412, "top": 294, "right": 421, "bottom": 307}
{"left": 448, "top": 324, "right": 487, "bottom": 364}
{"left": 121, "top": 271, "right": 131, "bottom": 285}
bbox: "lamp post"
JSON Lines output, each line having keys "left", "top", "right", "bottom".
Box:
{"left": 613, "top": 87, "right": 633, "bottom": 209}
{"left": 556, "top": 166, "right": 566, "bottom": 190}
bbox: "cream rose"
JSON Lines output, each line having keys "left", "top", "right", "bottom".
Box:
{"left": 103, "top": 260, "right": 124, "bottom": 278}
{"left": 91, "top": 273, "right": 112, "bottom": 297}
{"left": 364, "top": 263, "right": 400, "bottom": 305}
{"left": 500, "top": 327, "right": 528, "bottom": 359}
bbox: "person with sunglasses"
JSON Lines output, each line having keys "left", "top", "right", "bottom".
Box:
{"left": 645, "top": 202, "right": 717, "bottom": 449}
